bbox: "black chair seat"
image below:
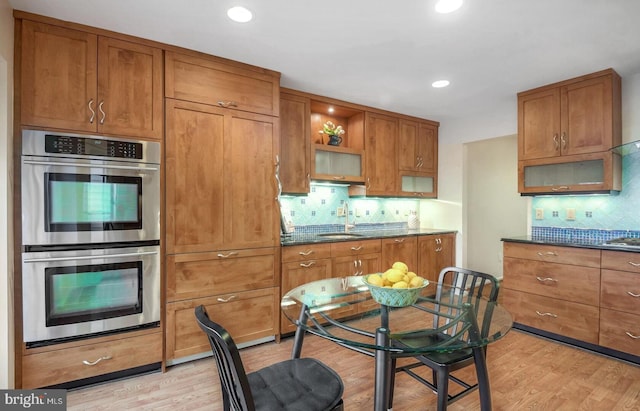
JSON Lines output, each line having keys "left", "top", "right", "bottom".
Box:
{"left": 248, "top": 358, "right": 344, "bottom": 411}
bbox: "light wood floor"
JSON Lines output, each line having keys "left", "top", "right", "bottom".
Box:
{"left": 67, "top": 330, "right": 640, "bottom": 410}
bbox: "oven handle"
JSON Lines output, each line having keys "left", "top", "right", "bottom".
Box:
{"left": 23, "top": 250, "right": 158, "bottom": 263}
{"left": 22, "top": 159, "right": 159, "bottom": 172}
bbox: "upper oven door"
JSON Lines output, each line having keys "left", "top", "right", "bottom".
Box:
{"left": 22, "top": 155, "right": 160, "bottom": 247}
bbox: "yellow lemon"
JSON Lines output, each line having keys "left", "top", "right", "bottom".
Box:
{"left": 392, "top": 281, "right": 409, "bottom": 289}
{"left": 392, "top": 261, "right": 409, "bottom": 274}
{"left": 367, "top": 274, "right": 384, "bottom": 287}
{"left": 407, "top": 271, "right": 417, "bottom": 280}
{"left": 385, "top": 268, "right": 405, "bottom": 284}
{"left": 409, "top": 276, "right": 425, "bottom": 288}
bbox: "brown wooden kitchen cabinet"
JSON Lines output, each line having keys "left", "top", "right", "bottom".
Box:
{"left": 280, "top": 243, "right": 333, "bottom": 334}
{"left": 502, "top": 242, "right": 601, "bottom": 344}
{"left": 20, "top": 19, "right": 163, "bottom": 140}
{"left": 280, "top": 92, "right": 311, "bottom": 193}
{"left": 381, "top": 236, "right": 417, "bottom": 272}
{"left": 165, "top": 99, "right": 280, "bottom": 254}
{"left": 365, "top": 112, "right": 399, "bottom": 196}
{"left": 599, "top": 250, "right": 640, "bottom": 356}
{"left": 417, "top": 233, "right": 456, "bottom": 284}
{"left": 398, "top": 119, "right": 438, "bottom": 198}
{"left": 517, "top": 69, "right": 622, "bottom": 194}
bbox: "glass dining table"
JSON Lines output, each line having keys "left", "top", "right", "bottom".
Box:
{"left": 281, "top": 276, "right": 513, "bottom": 411}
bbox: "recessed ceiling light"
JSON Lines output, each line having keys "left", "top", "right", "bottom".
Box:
{"left": 435, "top": 0, "right": 463, "bottom": 14}
{"left": 432, "top": 80, "right": 450, "bottom": 88}
{"left": 227, "top": 6, "right": 253, "bottom": 23}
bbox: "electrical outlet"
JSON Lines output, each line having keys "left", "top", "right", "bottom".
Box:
{"left": 355, "top": 208, "right": 362, "bottom": 217}
{"left": 535, "top": 208, "right": 544, "bottom": 220}
{"left": 337, "top": 207, "right": 345, "bottom": 217}
{"left": 566, "top": 208, "right": 576, "bottom": 221}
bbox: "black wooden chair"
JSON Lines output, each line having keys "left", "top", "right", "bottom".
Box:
{"left": 394, "top": 266, "right": 500, "bottom": 410}
{"left": 194, "top": 305, "right": 345, "bottom": 411}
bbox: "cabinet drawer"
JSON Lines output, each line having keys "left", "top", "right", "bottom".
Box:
{"left": 503, "top": 242, "right": 600, "bottom": 267}
{"left": 165, "top": 51, "right": 279, "bottom": 116}
{"left": 166, "top": 288, "right": 279, "bottom": 360}
{"left": 503, "top": 257, "right": 600, "bottom": 305}
{"left": 601, "top": 250, "right": 640, "bottom": 273}
{"left": 282, "top": 243, "right": 332, "bottom": 262}
{"left": 331, "top": 239, "right": 381, "bottom": 257}
{"left": 167, "top": 248, "right": 278, "bottom": 301}
{"left": 503, "top": 289, "right": 599, "bottom": 344}
{"left": 599, "top": 308, "right": 640, "bottom": 357}
{"left": 22, "top": 331, "right": 161, "bottom": 388}
{"left": 601, "top": 269, "right": 640, "bottom": 314}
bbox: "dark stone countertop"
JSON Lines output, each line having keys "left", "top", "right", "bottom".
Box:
{"left": 281, "top": 228, "right": 457, "bottom": 246}
{"left": 501, "top": 235, "right": 640, "bottom": 253}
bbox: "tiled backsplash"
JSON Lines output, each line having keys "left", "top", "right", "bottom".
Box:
{"left": 280, "top": 183, "right": 420, "bottom": 231}
{"left": 532, "top": 152, "right": 640, "bottom": 240}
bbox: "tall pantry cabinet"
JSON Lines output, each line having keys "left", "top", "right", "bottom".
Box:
{"left": 163, "top": 50, "right": 281, "bottom": 362}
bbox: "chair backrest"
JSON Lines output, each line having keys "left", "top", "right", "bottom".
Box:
{"left": 194, "top": 305, "right": 256, "bottom": 411}
{"left": 433, "top": 267, "right": 500, "bottom": 342}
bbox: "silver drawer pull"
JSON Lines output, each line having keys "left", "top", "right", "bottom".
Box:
{"left": 217, "top": 251, "right": 239, "bottom": 258}
{"left": 628, "top": 261, "right": 640, "bottom": 267}
{"left": 299, "top": 250, "right": 314, "bottom": 256}
{"left": 217, "top": 295, "right": 236, "bottom": 303}
{"left": 536, "top": 276, "right": 558, "bottom": 283}
{"left": 82, "top": 355, "right": 112, "bottom": 366}
{"left": 537, "top": 251, "right": 558, "bottom": 257}
{"left": 550, "top": 186, "right": 570, "bottom": 191}
{"left": 627, "top": 291, "right": 640, "bottom": 298}
{"left": 625, "top": 331, "right": 640, "bottom": 339}
{"left": 217, "top": 100, "right": 238, "bottom": 108}
{"left": 535, "top": 311, "right": 558, "bottom": 318}
{"left": 394, "top": 238, "right": 405, "bottom": 243}
{"left": 351, "top": 246, "right": 363, "bottom": 251}
{"left": 300, "top": 262, "right": 315, "bottom": 268}
{"left": 332, "top": 176, "right": 346, "bottom": 180}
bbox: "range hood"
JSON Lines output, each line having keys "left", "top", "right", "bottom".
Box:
{"left": 611, "top": 140, "right": 640, "bottom": 156}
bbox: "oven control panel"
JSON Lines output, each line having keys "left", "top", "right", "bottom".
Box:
{"left": 44, "top": 134, "right": 143, "bottom": 159}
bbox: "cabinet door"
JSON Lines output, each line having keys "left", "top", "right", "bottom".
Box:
{"left": 224, "top": 110, "right": 280, "bottom": 249}
{"left": 561, "top": 74, "right": 615, "bottom": 156}
{"left": 417, "top": 234, "right": 456, "bottom": 284}
{"left": 365, "top": 112, "right": 398, "bottom": 195}
{"left": 518, "top": 87, "right": 561, "bottom": 160}
{"left": 399, "top": 120, "right": 437, "bottom": 174}
{"left": 280, "top": 93, "right": 310, "bottom": 193}
{"left": 381, "top": 236, "right": 417, "bottom": 271}
{"left": 97, "top": 37, "right": 163, "bottom": 139}
{"left": 280, "top": 258, "right": 332, "bottom": 334}
{"left": 165, "top": 100, "right": 225, "bottom": 254}
{"left": 359, "top": 252, "right": 382, "bottom": 276}
{"left": 332, "top": 255, "right": 361, "bottom": 277}
{"left": 20, "top": 20, "right": 98, "bottom": 132}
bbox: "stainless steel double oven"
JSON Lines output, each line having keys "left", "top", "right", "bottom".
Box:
{"left": 21, "top": 129, "right": 161, "bottom": 346}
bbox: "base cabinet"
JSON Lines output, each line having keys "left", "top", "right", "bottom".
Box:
{"left": 21, "top": 330, "right": 161, "bottom": 389}
{"left": 417, "top": 233, "right": 456, "bottom": 284}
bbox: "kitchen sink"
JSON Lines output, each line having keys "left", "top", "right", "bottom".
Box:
{"left": 316, "top": 232, "right": 364, "bottom": 239}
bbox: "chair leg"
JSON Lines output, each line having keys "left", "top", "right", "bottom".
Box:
{"left": 436, "top": 369, "right": 449, "bottom": 411}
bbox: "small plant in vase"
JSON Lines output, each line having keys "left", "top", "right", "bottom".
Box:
{"left": 319, "top": 121, "right": 345, "bottom": 146}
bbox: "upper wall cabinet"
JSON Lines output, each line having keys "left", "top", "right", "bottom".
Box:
{"left": 280, "top": 92, "right": 311, "bottom": 193}
{"left": 397, "top": 119, "right": 438, "bottom": 198}
{"left": 20, "top": 20, "right": 163, "bottom": 140}
{"left": 517, "top": 69, "right": 622, "bottom": 194}
{"left": 365, "top": 112, "right": 399, "bottom": 195}
{"left": 165, "top": 51, "right": 280, "bottom": 117}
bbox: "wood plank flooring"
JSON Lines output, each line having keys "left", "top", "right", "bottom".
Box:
{"left": 67, "top": 330, "right": 640, "bottom": 410}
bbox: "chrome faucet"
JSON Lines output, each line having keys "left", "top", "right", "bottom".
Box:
{"left": 344, "top": 202, "right": 355, "bottom": 233}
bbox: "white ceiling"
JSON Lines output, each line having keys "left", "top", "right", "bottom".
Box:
{"left": 9, "top": 0, "right": 640, "bottom": 144}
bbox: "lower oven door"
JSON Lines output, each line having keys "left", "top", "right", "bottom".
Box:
{"left": 22, "top": 244, "right": 160, "bottom": 345}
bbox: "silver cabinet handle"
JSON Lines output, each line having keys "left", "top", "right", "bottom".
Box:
{"left": 351, "top": 246, "right": 363, "bottom": 251}
{"left": 551, "top": 186, "right": 570, "bottom": 191}
{"left": 560, "top": 132, "right": 567, "bottom": 149}
{"left": 24, "top": 250, "right": 157, "bottom": 263}
{"left": 625, "top": 331, "right": 640, "bottom": 339}
{"left": 535, "top": 311, "right": 558, "bottom": 318}
{"left": 98, "top": 100, "right": 106, "bottom": 124}
{"left": 358, "top": 259, "right": 363, "bottom": 275}
{"left": 627, "top": 291, "right": 640, "bottom": 298}
{"left": 23, "top": 159, "right": 159, "bottom": 172}
{"left": 332, "top": 176, "right": 346, "bottom": 180}
{"left": 628, "top": 261, "right": 640, "bottom": 267}
{"left": 217, "top": 295, "right": 236, "bottom": 303}
{"left": 217, "top": 101, "right": 238, "bottom": 108}
{"left": 299, "top": 262, "right": 315, "bottom": 268}
{"left": 394, "top": 238, "right": 405, "bottom": 243}
{"left": 83, "top": 355, "right": 112, "bottom": 366}
{"left": 299, "top": 250, "right": 314, "bottom": 256}
{"left": 366, "top": 177, "right": 371, "bottom": 190}
{"left": 274, "top": 155, "right": 281, "bottom": 200}
{"left": 536, "top": 276, "right": 558, "bottom": 283}
{"left": 217, "top": 251, "right": 238, "bottom": 258}
{"left": 537, "top": 251, "right": 558, "bottom": 257}
{"left": 88, "top": 99, "right": 95, "bottom": 123}
{"left": 435, "top": 247, "right": 443, "bottom": 252}
{"left": 553, "top": 133, "right": 559, "bottom": 149}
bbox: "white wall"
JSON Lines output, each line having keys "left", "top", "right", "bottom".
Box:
{"left": 0, "top": 0, "right": 14, "bottom": 389}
